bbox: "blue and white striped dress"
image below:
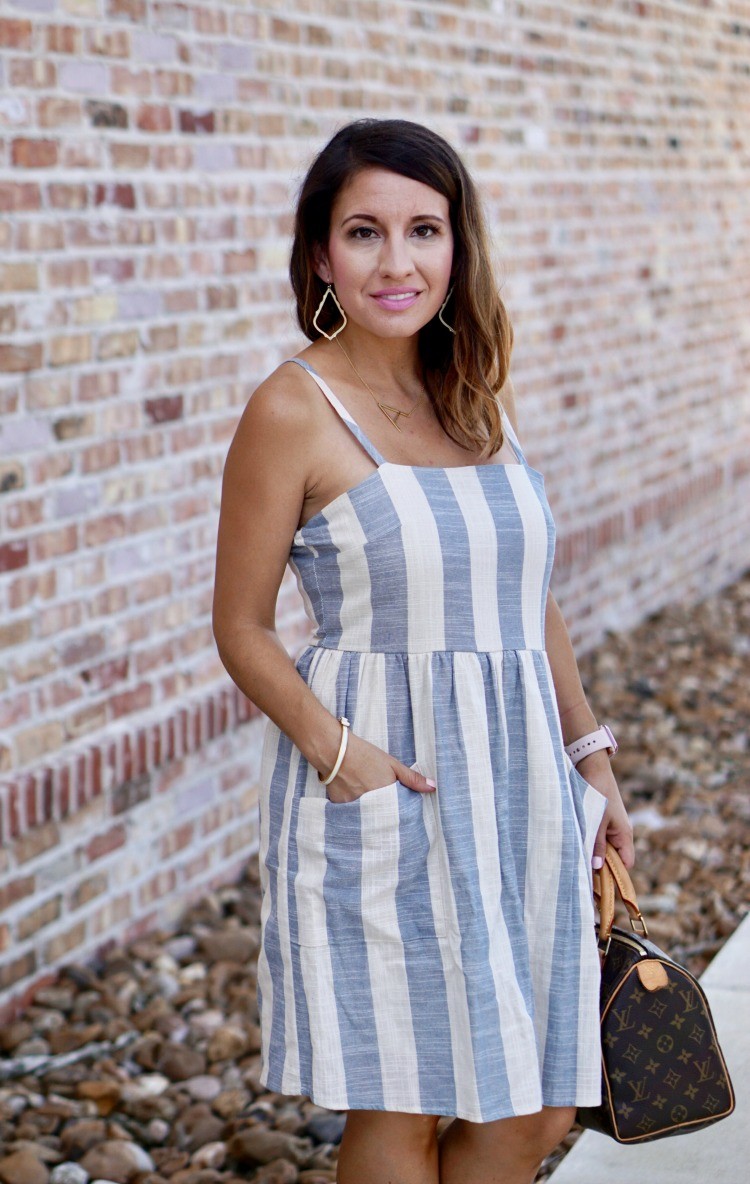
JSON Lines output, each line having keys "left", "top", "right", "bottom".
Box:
{"left": 256, "top": 357, "right": 607, "bottom": 1122}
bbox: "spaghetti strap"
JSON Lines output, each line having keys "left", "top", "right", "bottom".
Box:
{"left": 284, "top": 357, "right": 386, "bottom": 467}
{"left": 500, "top": 407, "right": 528, "bottom": 466}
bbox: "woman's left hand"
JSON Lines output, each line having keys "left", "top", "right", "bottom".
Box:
{"left": 577, "top": 751, "right": 635, "bottom": 870}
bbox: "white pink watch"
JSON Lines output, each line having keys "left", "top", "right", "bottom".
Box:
{"left": 564, "top": 724, "right": 618, "bottom": 766}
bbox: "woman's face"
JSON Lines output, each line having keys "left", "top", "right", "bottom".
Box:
{"left": 316, "top": 167, "right": 454, "bottom": 340}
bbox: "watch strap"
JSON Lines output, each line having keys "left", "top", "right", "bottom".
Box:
{"left": 565, "top": 723, "right": 618, "bottom": 766}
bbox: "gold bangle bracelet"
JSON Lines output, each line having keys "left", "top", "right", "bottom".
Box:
{"left": 318, "top": 716, "right": 351, "bottom": 786}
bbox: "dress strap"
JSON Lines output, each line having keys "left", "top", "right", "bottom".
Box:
{"left": 284, "top": 357, "right": 386, "bottom": 467}
{"left": 499, "top": 407, "right": 528, "bottom": 465}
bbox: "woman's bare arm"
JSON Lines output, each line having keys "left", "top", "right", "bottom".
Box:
{"left": 212, "top": 367, "right": 434, "bottom": 800}
{"left": 212, "top": 369, "right": 342, "bottom": 774}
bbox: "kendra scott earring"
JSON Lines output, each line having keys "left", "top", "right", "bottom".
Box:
{"left": 312, "top": 284, "right": 348, "bottom": 340}
{"left": 439, "top": 286, "right": 456, "bottom": 334}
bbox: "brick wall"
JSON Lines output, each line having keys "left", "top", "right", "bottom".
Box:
{"left": 1, "top": 0, "right": 749, "bottom": 1015}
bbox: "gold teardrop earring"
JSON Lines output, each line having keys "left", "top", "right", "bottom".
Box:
{"left": 312, "top": 284, "right": 348, "bottom": 340}
{"left": 439, "top": 285, "right": 456, "bottom": 335}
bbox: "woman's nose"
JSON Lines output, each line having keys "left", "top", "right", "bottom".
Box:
{"left": 378, "top": 236, "right": 415, "bottom": 278}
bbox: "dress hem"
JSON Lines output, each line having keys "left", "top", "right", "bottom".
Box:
{"left": 258, "top": 1073, "right": 602, "bottom": 1124}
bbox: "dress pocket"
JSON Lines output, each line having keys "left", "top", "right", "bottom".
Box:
{"left": 565, "top": 756, "right": 609, "bottom": 866}
{"left": 292, "top": 776, "right": 446, "bottom": 948}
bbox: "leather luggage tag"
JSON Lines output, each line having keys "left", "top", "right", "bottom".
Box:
{"left": 636, "top": 960, "right": 669, "bottom": 991}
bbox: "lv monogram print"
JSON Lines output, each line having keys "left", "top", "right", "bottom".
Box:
{"left": 577, "top": 928, "right": 735, "bottom": 1144}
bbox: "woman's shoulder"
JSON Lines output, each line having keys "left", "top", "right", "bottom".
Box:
{"left": 237, "top": 353, "right": 324, "bottom": 441}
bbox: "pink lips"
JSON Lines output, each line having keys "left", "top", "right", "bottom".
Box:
{"left": 371, "top": 288, "right": 422, "bottom": 311}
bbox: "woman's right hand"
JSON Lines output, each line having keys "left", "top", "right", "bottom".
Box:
{"left": 324, "top": 731, "right": 437, "bottom": 803}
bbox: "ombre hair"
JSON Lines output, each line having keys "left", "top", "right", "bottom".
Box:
{"left": 290, "top": 118, "right": 513, "bottom": 454}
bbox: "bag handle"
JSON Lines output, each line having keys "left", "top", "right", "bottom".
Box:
{"left": 594, "top": 842, "right": 648, "bottom": 954}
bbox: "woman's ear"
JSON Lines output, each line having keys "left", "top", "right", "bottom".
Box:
{"left": 313, "top": 244, "right": 332, "bottom": 285}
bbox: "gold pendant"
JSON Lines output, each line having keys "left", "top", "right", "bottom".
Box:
{"left": 378, "top": 402, "right": 407, "bottom": 431}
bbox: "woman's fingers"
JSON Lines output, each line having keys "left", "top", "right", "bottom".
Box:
{"left": 397, "top": 765, "right": 437, "bottom": 793}
{"left": 594, "top": 813, "right": 635, "bottom": 871}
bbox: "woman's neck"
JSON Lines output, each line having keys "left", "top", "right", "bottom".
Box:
{"left": 324, "top": 326, "right": 422, "bottom": 391}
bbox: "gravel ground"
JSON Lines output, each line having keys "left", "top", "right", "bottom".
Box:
{"left": 1, "top": 573, "right": 748, "bottom": 1184}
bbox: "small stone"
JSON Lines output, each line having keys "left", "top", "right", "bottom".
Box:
{"left": 251, "top": 1162, "right": 298, "bottom": 1184}
{"left": 183, "top": 1076, "right": 222, "bottom": 1102}
{"left": 305, "top": 1112, "right": 346, "bottom": 1145}
{"left": 0, "top": 1149, "right": 50, "bottom": 1184}
{"left": 198, "top": 929, "right": 258, "bottom": 964}
{"left": 60, "top": 1120, "right": 107, "bottom": 1158}
{"left": 163, "top": 935, "right": 197, "bottom": 962}
{"left": 144, "top": 1119, "right": 170, "bottom": 1145}
{"left": 156, "top": 1045, "right": 206, "bottom": 1082}
{"left": 120, "top": 1074, "right": 170, "bottom": 1101}
{"left": 227, "top": 1127, "right": 314, "bottom": 1167}
{"left": 212, "top": 1088, "right": 251, "bottom": 1119}
{"left": 76, "top": 1082, "right": 121, "bottom": 1116}
{"left": 0, "top": 1021, "right": 34, "bottom": 1052}
{"left": 50, "top": 1166, "right": 90, "bottom": 1184}
{"left": 206, "top": 1025, "right": 248, "bottom": 1062}
{"left": 190, "top": 1142, "right": 226, "bottom": 1170}
{"left": 79, "top": 1141, "right": 155, "bottom": 1184}
{"left": 174, "top": 1103, "right": 225, "bottom": 1154}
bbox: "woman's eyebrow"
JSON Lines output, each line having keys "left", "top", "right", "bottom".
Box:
{"left": 340, "top": 212, "right": 447, "bottom": 226}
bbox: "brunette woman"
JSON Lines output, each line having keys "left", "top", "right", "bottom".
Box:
{"left": 213, "top": 118, "right": 633, "bottom": 1184}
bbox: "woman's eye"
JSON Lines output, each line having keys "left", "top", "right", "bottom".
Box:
{"left": 349, "top": 226, "right": 378, "bottom": 240}
{"left": 413, "top": 223, "right": 438, "bottom": 237}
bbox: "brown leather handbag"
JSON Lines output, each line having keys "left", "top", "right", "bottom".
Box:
{"left": 577, "top": 844, "right": 735, "bottom": 1143}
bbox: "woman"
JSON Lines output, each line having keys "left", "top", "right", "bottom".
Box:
{"left": 213, "top": 119, "right": 634, "bottom": 1184}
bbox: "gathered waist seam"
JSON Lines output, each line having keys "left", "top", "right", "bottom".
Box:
{"left": 300, "top": 644, "right": 547, "bottom": 657}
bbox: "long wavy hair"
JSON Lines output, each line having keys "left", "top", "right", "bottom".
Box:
{"left": 290, "top": 119, "right": 513, "bottom": 454}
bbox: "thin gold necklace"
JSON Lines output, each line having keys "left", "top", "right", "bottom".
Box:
{"left": 335, "top": 336, "right": 424, "bottom": 433}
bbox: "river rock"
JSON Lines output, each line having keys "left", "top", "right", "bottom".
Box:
{"left": 198, "top": 930, "right": 257, "bottom": 965}
{"left": 50, "top": 1166, "right": 90, "bottom": 1184}
{"left": 60, "top": 1121, "right": 107, "bottom": 1158}
{"left": 191, "top": 1142, "right": 227, "bottom": 1170}
{"left": 0, "top": 1149, "right": 50, "bottom": 1184}
{"left": 156, "top": 1045, "right": 206, "bottom": 1082}
{"left": 79, "top": 1141, "right": 155, "bottom": 1184}
{"left": 227, "top": 1128, "right": 313, "bottom": 1167}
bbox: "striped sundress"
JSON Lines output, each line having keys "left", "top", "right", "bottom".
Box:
{"left": 256, "top": 356, "right": 607, "bottom": 1122}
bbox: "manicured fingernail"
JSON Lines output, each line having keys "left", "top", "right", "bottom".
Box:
{"left": 592, "top": 856, "right": 604, "bottom": 869}
{"left": 425, "top": 778, "right": 437, "bottom": 788}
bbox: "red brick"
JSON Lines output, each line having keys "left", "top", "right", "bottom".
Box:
{"left": 38, "top": 97, "right": 82, "bottom": 128}
{"left": 144, "top": 394, "right": 183, "bottom": 424}
{"left": 46, "top": 25, "right": 82, "bottom": 54}
{"left": 90, "top": 894, "right": 131, "bottom": 937}
{"left": 0, "top": 183, "right": 40, "bottom": 214}
{"left": 110, "top": 142, "right": 149, "bottom": 169}
{"left": 0, "top": 541, "right": 29, "bottom": 574}
{"left": 0, "top": 344, "right": 43, "bottom": 373}
{"left": 179, "top": 109, "right": 215, "bottom": 134}
{"left": 47, "top": 259, "right": 90, "bottom": 290}
{"left": 87, "top": 28, "right": 130, "bottom": 57}
{"left": 136, "top": 104, "right": 172, "bottom": 133}
{"left": 94, "top": 182, "right": 136, "bottom": 209}
{"left": 17, "top": 896, "right": 61, "bottom": 941}
{"left": 0, "top": 952, "right": 37, "bottom": 992}
{"left": 70, "top": 873, "right": 108, "bottom": 910}
{"left": 44, "top": 921, "right": 86, "bottom": 964}
{"left": 223, "top": 249, "right": 257, "bottom": 275}
{"left": 12, "top": 140, "right": 58, "bottom": 169}
{"left": 13, "top": 822, "right": 60, "bottom": 867}
{"left": 0, "top": 18, "right": 33, "bottom": 49}
{"left": 0, "top": 875, "right": 36, "bottom": 912}
{"left": 86, "top": 824, "right": 126, "bottom": 863}
{"left": 108, "top": 1, "right": 147, "bottom": 23}
{"left": 111, "top": 64, "right": 152, "bottom": 97}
